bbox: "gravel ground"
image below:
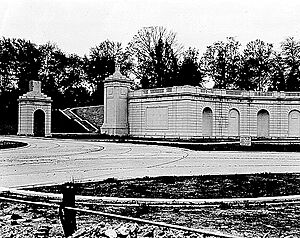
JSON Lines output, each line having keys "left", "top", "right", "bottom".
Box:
{"left": 1, "top": 203, "right": 300, "bottom": 238}
{"left": 1, "top": 196, "right": 300, "bottom": 237}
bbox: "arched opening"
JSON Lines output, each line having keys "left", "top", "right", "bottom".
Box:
{"left": 257, "top": 109, "right": 269, "bottom": 137}
{"left": 34, "top": 109, "right": 45, "bottom": 137}
{"left": 288, "top": 110, "right": 300, "bottom": 137}
{"left": 202, "top": 107, "right": 213, "bottom": 136}
{"left": 228, "top": 109, "right": 240, "bottom": 136}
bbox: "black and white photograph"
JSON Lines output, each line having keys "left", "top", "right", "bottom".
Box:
{"left": 0, "top": 0, "right": 300, "bottom": 237}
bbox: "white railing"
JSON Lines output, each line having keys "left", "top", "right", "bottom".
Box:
{"left": 60, "top": 108, "right": 98, "bottom": 132}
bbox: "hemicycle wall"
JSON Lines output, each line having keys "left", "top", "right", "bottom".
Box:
{"left": 102, "top": 69, "right": 300, "bottom": 139}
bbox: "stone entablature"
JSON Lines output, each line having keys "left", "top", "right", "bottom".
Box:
{"left": 18, "top": 80, "right": 52, "bottom": 137}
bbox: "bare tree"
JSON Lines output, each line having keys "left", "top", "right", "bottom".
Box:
{"left": 127, "top": 26, "right": 183, "bottom": 88}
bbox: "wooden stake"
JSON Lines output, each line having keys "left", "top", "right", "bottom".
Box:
{"left": 59, "top": 182, "right": 76, "bottom": 237}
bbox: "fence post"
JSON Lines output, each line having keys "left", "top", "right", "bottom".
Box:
{"left": 59, "top": 182, "right": 76, "bottom": 237}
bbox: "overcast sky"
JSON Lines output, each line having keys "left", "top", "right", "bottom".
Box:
{"left": 1, "top": 0, "right": 300, "bottom": 56}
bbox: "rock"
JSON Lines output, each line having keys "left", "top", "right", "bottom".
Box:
{"left": 104, "top": 228, "right": 118, "bottom": 238}
{"left": 99, "top": 221, "right": 106, "bottom": 228}
{"left": 129, "top": 223, "right": 138, "bottom": 232}
{"left": 157, "top": 230, "right": 165, "bottom": 236}
{"left": 129, "top": 224, "right": 138, "bottom": 238}
{"left": 70, "top": 228, "right": 88, "bottom": 238}
{"left": 143, "top": 228, "right": 155, "bottom": 237}
{"left": 117, "top": 225, "right": 130, "bottom": 237}
{"left": 190, "top": 234, "right": 199, "bottom": 238}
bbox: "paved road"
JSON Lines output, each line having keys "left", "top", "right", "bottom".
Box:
{"left": 0, "top": 136, "right": 299, "bottom": 188}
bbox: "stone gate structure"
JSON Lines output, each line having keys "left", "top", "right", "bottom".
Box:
{"left": 101, "top": 66, "right": 132, "bottom": 135}
{"left": 102, "top": 68, "right": 300, "bottom": 139}
{"left": 18, "top": 80, "right": 52, "bottom": 137}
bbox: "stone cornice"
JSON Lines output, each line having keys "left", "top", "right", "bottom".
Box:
{"left": 18, "top": 96, "right": 52, "bottom": 102}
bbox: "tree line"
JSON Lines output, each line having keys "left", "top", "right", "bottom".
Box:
{"left": 1, "top": 26, "right": 300, "bottom": 133}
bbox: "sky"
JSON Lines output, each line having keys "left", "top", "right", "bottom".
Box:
{"left": 0, "top": 0, "right": 300, "bottom": 56}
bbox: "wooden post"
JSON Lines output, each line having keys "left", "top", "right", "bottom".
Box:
{"left": 59, "top": 182, "right": 76, "bottom": 237}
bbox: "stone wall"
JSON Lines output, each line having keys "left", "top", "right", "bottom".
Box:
{"left": 18, "top": 102, "right": 52, "bottom": 136}
{"left": 101, "top": 69, "right": 300, "bottom": 139}
{"left": 128, "top": 86, "right": 300, "bottom": 139}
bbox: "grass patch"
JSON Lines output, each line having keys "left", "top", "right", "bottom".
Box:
{"left": 0, "top": 140, "right": 27, "bottom": 149}
{"left": 30, "top": 173, "right": 300, "bottom": 199}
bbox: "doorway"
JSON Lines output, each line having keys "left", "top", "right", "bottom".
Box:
{"left": 34, "top": 109, "right": 45, "bottom": 137}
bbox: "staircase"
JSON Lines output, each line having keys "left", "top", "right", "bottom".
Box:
{"left": 60, "top": 108, "right": 99, "bottom": 133}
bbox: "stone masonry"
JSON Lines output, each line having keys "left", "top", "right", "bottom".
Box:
{"left": 101, "top": 65, "right": 132, "bottom": 136}
{"left": 102, "top": 70, "right": 300, "bottom": 139}
{"left": 18, "top": 80, "right": 52, "bottom": 137}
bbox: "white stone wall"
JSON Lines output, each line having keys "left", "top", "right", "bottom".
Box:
{"left": 128, "top": 86, "right": 300, "bottom": 139}
{"left": 18, "top": 102, "right": 51, "bottom": 136}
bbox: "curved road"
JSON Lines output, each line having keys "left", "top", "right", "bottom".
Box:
{"left": 0, "top": 136, "right": 299, "bottom": 188}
